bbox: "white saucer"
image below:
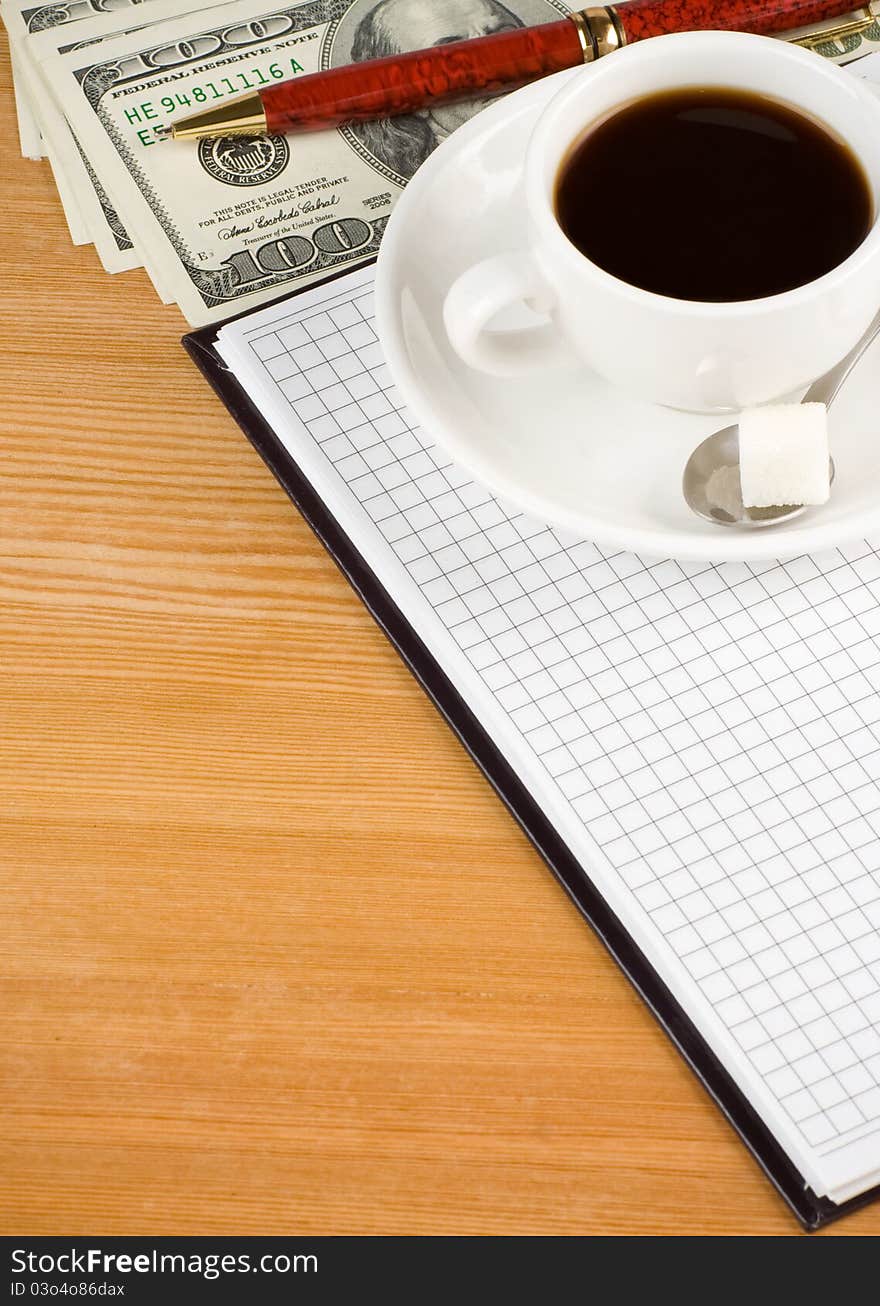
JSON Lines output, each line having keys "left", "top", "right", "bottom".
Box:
{"left": 375, "top": 69, "right": 880, "bottom": 562}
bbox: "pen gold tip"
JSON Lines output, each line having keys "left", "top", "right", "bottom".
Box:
{"left": 164, "top": 93, "right": 268, "bottom": 141}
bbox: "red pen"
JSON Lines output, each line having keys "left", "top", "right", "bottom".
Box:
{"left": 163, "top": 0, "right": 875, "bottom": 141}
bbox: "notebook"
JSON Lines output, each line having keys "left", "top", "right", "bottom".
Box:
{"left": 179, "top": 42, "right": 880, "bottom": 1232}
{"left": 182, "top": 252, "right": 880, "bottom": 1228}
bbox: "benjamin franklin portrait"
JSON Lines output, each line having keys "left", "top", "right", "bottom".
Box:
{"left": 339, "top": 0, "right": 527, "bottom": 182}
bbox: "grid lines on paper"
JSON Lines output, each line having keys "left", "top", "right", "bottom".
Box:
{"left": 246, "top": 284, "right": 880, "bottom": 1157}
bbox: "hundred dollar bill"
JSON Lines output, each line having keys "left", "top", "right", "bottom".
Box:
{"left": 2, "top": 2, "right": 169, "bottom": 166}
{"left": 7, "top": 0, "right": 192, "bottom": 273}
{"left": 28, "top": 2, "right": 265, "bottom": 294}
{"left": 4, "top": 67, "right": 93, "bottom": 249}
{"left": 43, "top": 126, "right": 93, "bottom": 244}
{"left": 42, "top": 0, "right": 572, "bottom": 324}
{"left": 19, "top": 1, "right": 222, "bottom": 291}
{"left": 7, "top": 38, "right": 44, "bottom": 157}
{"left": 1, "top": 5, "right": 89, "bottom": 238}
{"left": 3, "top": 0, "right": 154, "bottom": 149}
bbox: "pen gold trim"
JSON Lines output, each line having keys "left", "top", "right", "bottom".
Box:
{"left": 788, "top": 2, "right": 877, "bottom": 51}
{"left": 158, "top": 93, "right": 267, "bottom": 142}
{"left": 568, "top": 9, "right": 598, "bottom": 60}
{"left": 578, "top": 6, "right": 627, "bottom": 59}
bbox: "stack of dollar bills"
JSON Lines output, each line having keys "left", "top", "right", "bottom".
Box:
{"left": 3, "top": 0, "right": 880, "bottom": 327}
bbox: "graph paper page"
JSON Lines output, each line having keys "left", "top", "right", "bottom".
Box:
{"left": 217, "top": 265, "right": 880, "bottom": 1204}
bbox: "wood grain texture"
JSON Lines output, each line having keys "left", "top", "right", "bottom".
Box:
{"left": 0, "top": 38, "right": 876, "bottom": 1237}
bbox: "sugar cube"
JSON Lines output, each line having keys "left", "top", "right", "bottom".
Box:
{"left": 738, "top": 403, "right": 830, "bottom": 508}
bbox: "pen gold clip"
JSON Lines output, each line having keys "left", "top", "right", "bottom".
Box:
{"left": 787, "top": 1, "right": 878, "bottom": 52}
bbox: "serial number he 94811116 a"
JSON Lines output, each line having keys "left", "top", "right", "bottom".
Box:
{"left": 123, "top": 57, "right": 306, "bottom": 147}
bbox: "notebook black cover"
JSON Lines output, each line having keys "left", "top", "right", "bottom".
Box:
{"left": 182, "top": 264, "right": 880, "bottom": 1231}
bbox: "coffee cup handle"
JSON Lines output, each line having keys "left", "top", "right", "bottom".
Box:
{"left": 443, "top": 252, "right": 567, "bottom": 377}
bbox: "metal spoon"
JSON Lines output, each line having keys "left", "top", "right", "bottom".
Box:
{"left": 683, "top": 314, "right": 880, "bottom": 528}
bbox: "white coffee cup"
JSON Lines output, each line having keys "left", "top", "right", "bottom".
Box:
{"left": 443, "top": 31, "right": 880, "bottom": 413}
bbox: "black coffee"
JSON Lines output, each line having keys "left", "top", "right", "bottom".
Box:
{"left": 555, "top": 87, "right": 873, "bottom": 303}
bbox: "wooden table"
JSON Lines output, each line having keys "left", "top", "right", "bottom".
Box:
{"left": 1, "top": 44, "right": 875, "bottom": 1239}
